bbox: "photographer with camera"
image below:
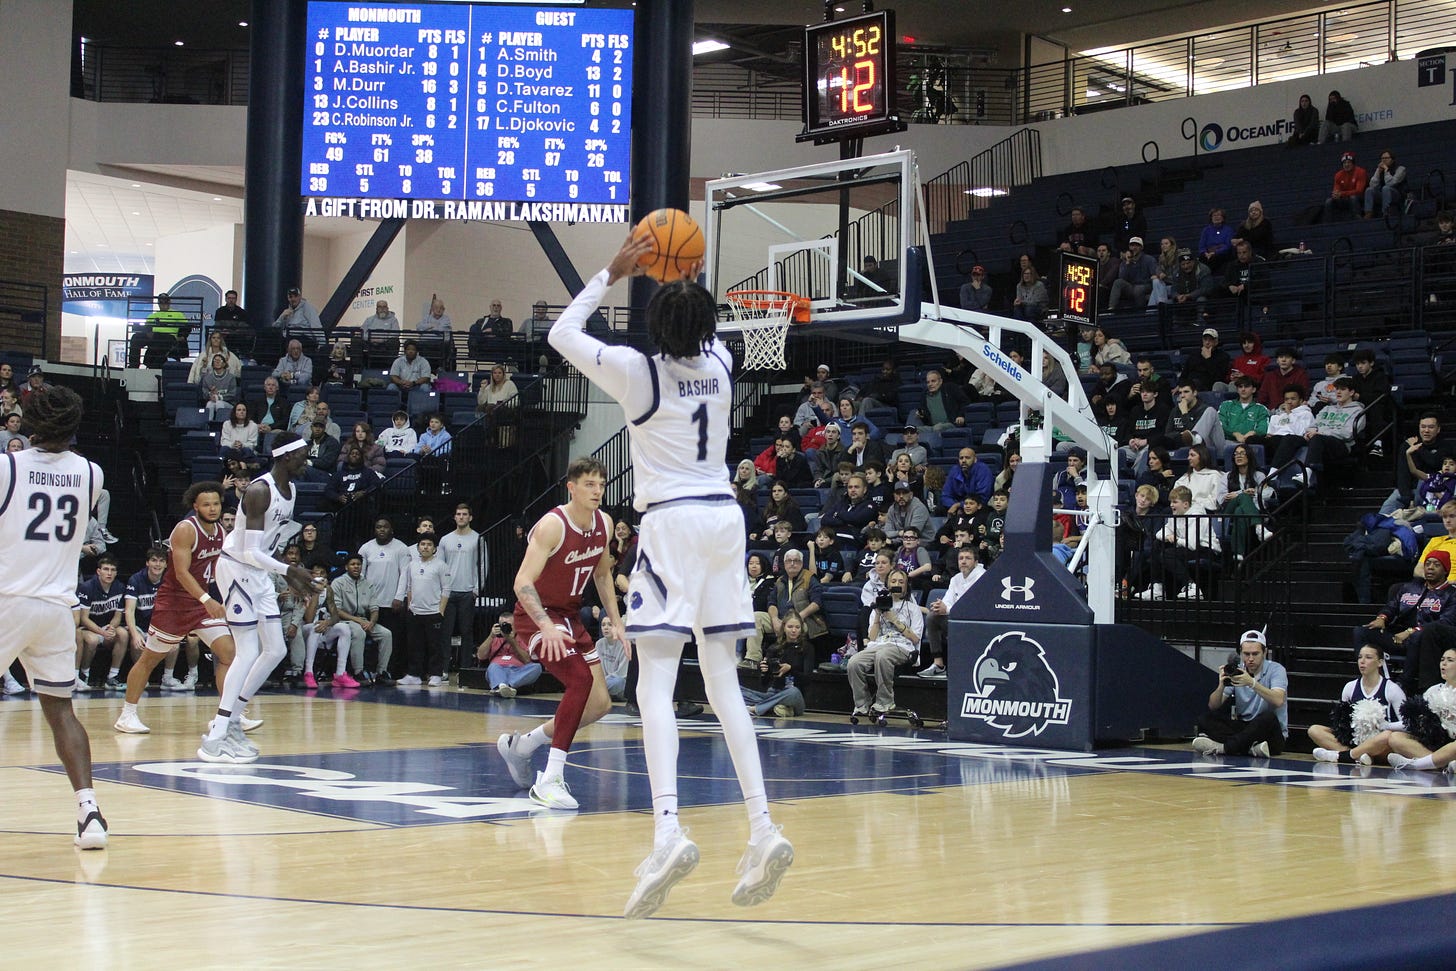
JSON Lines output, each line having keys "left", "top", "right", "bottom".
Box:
{"left": 476, "top": 610, "right": 542, "bottom": 699}
{"left": 1191, "top": 630, "right": 1288, "bottom": 757}
{"left": 740, "top": 612, "right": 811, "bottom": 719}
{"left": 847, "top": 569, "right": 923, "bottom": 718}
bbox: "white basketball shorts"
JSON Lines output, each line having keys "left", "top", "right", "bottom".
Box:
{"left": 215, "top": 556, "right": 281, "bottom": 628}
{"left": 0, "top": 594, "right": 82, "bottom": 697}
{"left": 625, "top": 498, "right": 754, "bottom": 642}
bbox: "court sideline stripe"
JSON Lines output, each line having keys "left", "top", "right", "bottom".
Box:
{"left": 0, "top": 872, "right": 1249, "bottom": 927}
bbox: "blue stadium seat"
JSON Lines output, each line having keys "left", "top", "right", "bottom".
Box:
{"left": 173, "top": 407, "right": 208, "bottom": 431}
{"left": 293, "top": 482, "right": 326, "bottom": 516}
{"left": 321, "top": 386, "right": 362, "bottom": 410}
{"left": 407, "top": 387, "right": 439, "bottom": 418}
{"left": 190, "top": 456, "right": 224, "bottom": 482}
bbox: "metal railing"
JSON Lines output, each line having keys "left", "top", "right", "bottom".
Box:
{"left": 469, "top": 421, "right": 636, "bottom": 606}
{"left": 74, "top": 41, "right": 249, "bottom": 105}
{"left": 245, "top": 368, "right": 588, "bottom": 590}
{"left": 924, "top": 129, "right": 1043, "bottom": 234}
{"left": 1087, "top": 242, "right": 1456, "bottom": 349}
{"left": 1114, "top": 507, "right": 1295, "bottom": 652}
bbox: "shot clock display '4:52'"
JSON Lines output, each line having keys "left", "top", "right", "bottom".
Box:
{"left": 800, "top": 10, "right": 901, "bottom": 142}
{"left": 1058, "top": 252, "right": 1099, "bottom": 329}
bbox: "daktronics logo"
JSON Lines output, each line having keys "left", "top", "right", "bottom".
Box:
{"left": 960, "top": 631, "right": 1073, "bottom": 738}
{"left": 1198, "top": 118, "right": 1293, "bottom": 151}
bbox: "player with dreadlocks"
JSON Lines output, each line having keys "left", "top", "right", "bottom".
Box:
{"left": 0, "top": 385, "right": 109, "bottom": 848}
{"left": 548, "top": 232, "right": 793, "bottom": 919}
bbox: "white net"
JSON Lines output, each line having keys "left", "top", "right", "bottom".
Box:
{"left": 725, "top": 291, "right": 799, "bottom": 371}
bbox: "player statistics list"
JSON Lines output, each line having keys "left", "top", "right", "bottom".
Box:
{"left": 301, "top": 2, "right": 633, "bottom": 218}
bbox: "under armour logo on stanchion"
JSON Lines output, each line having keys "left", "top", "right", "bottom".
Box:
{"left": 1001, "top": 577, "right": 1035, "bottom": 602}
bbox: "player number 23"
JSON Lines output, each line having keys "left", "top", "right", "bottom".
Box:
{"left": 24, "top": 492, "right": 81, "bottom": 543}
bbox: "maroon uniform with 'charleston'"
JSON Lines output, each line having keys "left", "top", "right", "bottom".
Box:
{"left": 147, "top": 514, "right": 228, "bottom": 646}
{"left": 512, "top": 505, "right": 609, "bottom": 662}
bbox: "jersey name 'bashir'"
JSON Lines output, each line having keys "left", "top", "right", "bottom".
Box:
{"left": 677, "top": 377, "right": 720, "bottom": 398}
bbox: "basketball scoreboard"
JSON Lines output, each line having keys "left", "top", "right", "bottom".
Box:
{"left": 301, "top": 1, "right": 633, "bottom": 222}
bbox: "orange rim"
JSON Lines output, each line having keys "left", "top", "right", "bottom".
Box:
{"left": 725, "top": 289, "right": 811, "bottom": 324}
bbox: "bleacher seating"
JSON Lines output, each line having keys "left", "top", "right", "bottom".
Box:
{"left": 173, "top": 407, "right": 208, "bottom": 431}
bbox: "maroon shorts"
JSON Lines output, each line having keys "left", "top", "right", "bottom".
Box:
{"left": 147, "top": 598, "right": 230, "bottom": 651}
{"left": 511, "top": 606, "right": 598, "bottom": 668}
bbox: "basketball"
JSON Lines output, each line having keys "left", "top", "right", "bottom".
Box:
{"left": 635, "top": 208, "right": 705, "bottom": 283}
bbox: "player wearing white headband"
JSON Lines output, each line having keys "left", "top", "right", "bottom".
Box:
{"left": 200, "top": 432, "right": 321, "bottom": 763}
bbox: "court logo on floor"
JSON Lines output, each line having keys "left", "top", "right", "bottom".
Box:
{"left": 961, "top": 630, "right": 1072, "bottom": 739}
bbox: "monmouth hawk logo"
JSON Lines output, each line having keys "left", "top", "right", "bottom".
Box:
{"left": 961, "top": 631, "right": 1072, "bottom": 738}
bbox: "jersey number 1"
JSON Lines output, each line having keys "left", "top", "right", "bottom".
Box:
{"left": 25, "top": 493, "right": 81, "bottom": 542}
{"left": 690, "top": 403, "right": 708, "bottom": 461}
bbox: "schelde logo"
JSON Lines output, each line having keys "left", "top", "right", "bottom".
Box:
{"left": 960, "top": 631, "right": 1072, "bottom": 738}
{"left": 981, "top": 342, "right": 1023, "bottom": 382}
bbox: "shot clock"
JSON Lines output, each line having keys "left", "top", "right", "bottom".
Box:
{"left": 1059, "top": 251, "right": 1098, "bottom": 329}
{"left": 799, "top": 10, "right": 904, "bottom": 144}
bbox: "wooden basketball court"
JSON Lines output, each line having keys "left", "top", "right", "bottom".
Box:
{"left": 4, "top": 686, "right": 1456, "bottom": 968}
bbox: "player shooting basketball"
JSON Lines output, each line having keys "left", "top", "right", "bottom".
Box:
{"left": 546, "top": 227, "right": 793, "bottom": 919}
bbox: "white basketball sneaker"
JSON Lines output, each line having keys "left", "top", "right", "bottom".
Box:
{"left": 731, "top": 827, "right": 795, "bottom": 907}
{"left": 624, "top": 832, "right": 699, "bottom": 919}
{"left": 529, "top": 772, "right": 579, "bottom": 811}
{"left": 113, "top": 710, "right": 150, "bottom": 735}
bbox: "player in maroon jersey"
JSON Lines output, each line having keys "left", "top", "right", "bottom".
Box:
{"left": 113, "top": 482, "right": 237, "bottom": 735}
{"left": 497, "top": 457, "right": 627, "bottom": 809}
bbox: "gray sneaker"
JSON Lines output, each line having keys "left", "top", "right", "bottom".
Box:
{"left": 197, "top": 735, "right": 239, "bottom": 764}
{"left": 497, "top": 683, "right": 517, "bottom": 699}
{"left": 227, "top": 719, "right": 260, "bottom": 758}
{"left": 1191, "top": 735, "right": 1224, "bottom": 756}
{"left": 497, "top": 732, "right": 534, "bottom": 789}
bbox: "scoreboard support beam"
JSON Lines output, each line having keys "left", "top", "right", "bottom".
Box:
{"left": 319, "top": 218, "right": 406, "bottom": 331}
{"left": 244, "top": 0, "right": 308, "bottom": 331}
{"left": 627, "top": 0, "right": 694, "bottom": 335}
{"left": 527, "top": 221, "right": 609, "bottom": 335}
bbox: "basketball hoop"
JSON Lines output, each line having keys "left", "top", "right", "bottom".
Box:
{"left": 724, "top": 289, "right": 810, "bottom": 372}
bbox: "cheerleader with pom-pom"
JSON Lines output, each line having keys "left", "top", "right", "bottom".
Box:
{"left": 1385, "top": 647, "right": 1456, "bottom": 771}
{"left": 1307, "top": 644, "right": 1407, "bottom": 765}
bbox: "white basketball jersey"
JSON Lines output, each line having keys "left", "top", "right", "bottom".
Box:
{"left": 0, "top": 449, "right": 101, "bottom": 606}
{"left": 223, "top": 472, "right": 300, "bottom": 562}
{"left": 627, "top": 340, "right": 735, "bottom": 510}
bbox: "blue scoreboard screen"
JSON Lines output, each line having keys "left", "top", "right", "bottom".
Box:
{"left": 301, "top": 2, "right": 633, "bottom": 222}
